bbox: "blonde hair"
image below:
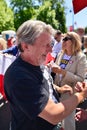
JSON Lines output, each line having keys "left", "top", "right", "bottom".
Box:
{"left": 0, "top": 38, "right": 7, "bottom": 50}
{"left": 64, "top": 31, "right": 82, "bottom": 55}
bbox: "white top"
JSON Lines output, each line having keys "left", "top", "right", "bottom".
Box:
{"left": 51, "top": 41, "right": 62, "bottom": 58}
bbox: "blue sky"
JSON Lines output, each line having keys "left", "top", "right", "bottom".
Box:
{"left": 65, "top": 0, "right": 87, "bottom": 29}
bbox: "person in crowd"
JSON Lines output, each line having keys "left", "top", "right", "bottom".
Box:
{"left": 1, "top": 36, "right": 19, "bottom": 57}
{"left": 76, "top": 27, "right": 85, "bottom": 50}
{"left": 45, "top": 30, "right": 63, "bottom": 64}
{"left": 0, "top": 38, "right": 7, "bottom": 50}
{"left": 51, "top": 31, "right": 87, "bottom": 130}
{"left": 2, "top": 45, "right": 19, "bottom": 56}
{"left": 4, "top": 20, "right": 87, "bottom": 130}
{"left": 83, "top": 35, "right": 87, "bottom": 59}
{"left": 75, "top": 82, "right": 87, "bottom": 122}
{"left": 75, "top": 73, "right": 87, "bottom": 122}
{"left": 51, "top": 30, "right": 63, "bottom": 59}
{"left": 7, "top": 36, "right": 16, "bottom": 48}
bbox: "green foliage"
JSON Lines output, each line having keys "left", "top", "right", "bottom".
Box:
{"left": 0, "top": 0, "right": 15, "bottom": 33}
{"left": 36, "top": 1, "right": 59, "bottom": 29}
{"left": 36, "top": 0, "right": 66, "bottom": 32}
{"left": 55, "top": 2, "right": 67, "bottom": 33}
{"left": 7, "top": 0, "right": 67, "bottom": 32}
{"left": 10, "top": 0, "right": 36, "bottom": 30}
{"left": 14, "top": 7, "right": 36, "bottom": 29}
{"left": 10, "top": 0, "right": 33, "bottom": 10}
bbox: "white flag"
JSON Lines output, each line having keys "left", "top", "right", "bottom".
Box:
{"left": 0, "top": 53, "right": 16, "bottom": 98}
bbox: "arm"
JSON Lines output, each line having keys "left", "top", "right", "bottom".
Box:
{"left": 52, "top": 55, "right": 87, "bottom": 85}
{"left": 39, "top": 82, "right": 87, "bottom": 125}
{"left": 2, "top": 45, "right": 18, "bottom": 56}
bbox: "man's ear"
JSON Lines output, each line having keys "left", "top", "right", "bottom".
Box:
{"left": 21, "top": 42, "right": 30, "bottom": 51}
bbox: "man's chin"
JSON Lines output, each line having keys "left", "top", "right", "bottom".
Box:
{"left": 39, "top": 60, "right": 46, "bottom": 66}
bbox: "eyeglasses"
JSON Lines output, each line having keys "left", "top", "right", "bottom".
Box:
{"left": 62, "top": 36, "right": 72, "bottom": 42}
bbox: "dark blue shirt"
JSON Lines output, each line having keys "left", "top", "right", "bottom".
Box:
{"left": 2, "top": 45, "right": 18, "bottom": 56}
{"left": 4, "top": 56, "right": 57, "bottom": 130}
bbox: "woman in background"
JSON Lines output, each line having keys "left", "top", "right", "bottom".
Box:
{"left": 51, "top": 31, "right": 87, "bottom": 130}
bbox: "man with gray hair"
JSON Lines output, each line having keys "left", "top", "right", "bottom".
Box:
{"left": 4, "top": 20, "right": 87, "bottom": 130}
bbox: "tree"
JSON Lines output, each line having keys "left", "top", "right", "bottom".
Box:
{"left": 55, "top": 2, "right": 67, "bottom": 33}
{"left": 36, "top": 0, "right": 66, "bottom": 32}
{"left": 10, "top": 0, "right": 36, "bottom": 30}
{"left": 36, "top": 1, "right": 59, "bottom": 29}
{"left": 0, "top": 0, "right": 15, "bottom": 33}
{"left": 14, "top": 7, "right": 36, "bottom": 30}
{"left": 9, "top": 0, "right": 67, "bottom": 32}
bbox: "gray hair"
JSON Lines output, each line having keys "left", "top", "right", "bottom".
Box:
{"left": 16, "top": 20, "right": 54, "bottom": 46}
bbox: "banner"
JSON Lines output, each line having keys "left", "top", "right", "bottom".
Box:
{"left": 72, "top": 0, "right": 87, "bottom": 14}
{"left": 45, "top": 52, "right": 55, "bottom": 65}
{"left": 0, "top": 54, "right": 16, "bottom": 98}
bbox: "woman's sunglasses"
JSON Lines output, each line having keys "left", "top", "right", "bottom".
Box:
{"left": 62, "top": 37, "right": 72, "bottom": 42}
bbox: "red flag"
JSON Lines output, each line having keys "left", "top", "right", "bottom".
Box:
{"left": 72, "top": 0, "right": 87, "bottom": 14}
{"left": 0, "top": 54, "right": 16, "bottom": 99}
{"left": 69, "top": 25, "right": 74, "bottom": 32}
{"left": 45, "top": 52, "right": 55, "bottom": 65}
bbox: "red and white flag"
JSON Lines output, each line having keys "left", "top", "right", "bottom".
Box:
{"left": 72, "top": 0, "right": 87, "bottom": 14}
{"left": 0, "top": 54, "right": 16, "bottom": 98}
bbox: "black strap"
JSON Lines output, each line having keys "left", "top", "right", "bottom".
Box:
{"left": 52, "top": 86, "right": 60, "bottom": 102}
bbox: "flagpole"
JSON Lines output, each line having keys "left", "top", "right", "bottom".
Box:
{"left": 72, "top": 7, "right": 74, "bottom": 31}
{"left": 69, "top": 8, "right": 74, "bottom": 31}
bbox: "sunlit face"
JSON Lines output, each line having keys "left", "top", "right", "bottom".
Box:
{"left": 55, "top": 34, "right": 62, "bottom": 42}
{"left": 62, "top": 36, "right": 72, "bottom": 51}
{"left": 26, "top": 32, "right": 52, "bottom": 66}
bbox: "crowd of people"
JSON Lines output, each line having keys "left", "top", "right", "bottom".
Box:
{"left": 0, "top": 20, "right": 87, "bottom": 130}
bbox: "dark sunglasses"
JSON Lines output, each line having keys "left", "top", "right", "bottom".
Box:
{"left": 62, "top": 37, "right": 72, "bottom": 42}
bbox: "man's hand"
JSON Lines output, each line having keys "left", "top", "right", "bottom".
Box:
{"left": 53, "top": 84, "right": 73, "bottom": 95}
